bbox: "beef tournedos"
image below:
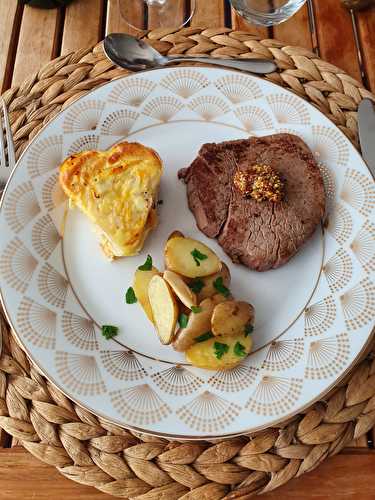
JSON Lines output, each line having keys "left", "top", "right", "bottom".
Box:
{"left": 178, "top": 133, "right": 326, "bottom": 272}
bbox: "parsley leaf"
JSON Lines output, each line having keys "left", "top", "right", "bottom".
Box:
{"left": 213, "top": 276, "right": 230, "bottom": 297}
{"left": 234, "top": 342, "right": 247, "bottom": 357}
{"left": 125, "top": 287, "right": 137, "bottom": 304}
{"left": 214, "top": 341, "right": 229, "bottom": 359}
{"left": 178, "top": 313, "right": 189, "bottom": 329}
{"left": 138, "top": 255, "right": 153, "bottom": 271}
{"left": 195, "top": 331, "right": 214, "bottom": 343}
{"left": 189, "top": 279, "right": 204, "bottom": 294}
{"left": 101, "top": 325, "right": 118, "bottom": 340}
{"left": 191, "top": 306, "right": 202, "bottom": 314}
{"left": 244, "top": 323, "right": 254, "bottom": 337}
{"left": 191, "top": 248, "right": 208, "bottom": 266}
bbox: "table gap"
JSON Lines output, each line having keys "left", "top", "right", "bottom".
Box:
{"left": 1, "top": 1, "right": 24, "bottom": 92}
{"left": 52, "top": 7, "right": 66, "bottom": 59}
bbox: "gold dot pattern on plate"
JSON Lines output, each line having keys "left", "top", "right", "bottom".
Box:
{"left": 62, "top": 312, "right": 98, "bottom": 351}
{"left": 188, "top": 95, "right": 231, "bottom": 121}
{"left": 55, "top": 351, "right": 106, "bottom": 396}
{"left": 340, "top": 277, "right": 375, "bottom": 330}
{"left": 110, "top": 385, "right": 171, "bottom": 424}
{"left": 246, "top": 377, "right": 303, "bottom": 416}
{"left": 27, "top": 135, "right": 63, "bottom": 179}
{"left": 41, "top": 171, "right": 66, "bottom": 211}
{"left": 0, "top": 237, "right": 38, "bottom": 294}
{"left": 37, "top": 262, "right": 68, "bottom": 309}
{"left": 304, "top": 296, "right": 337, "bottom": 337}
{"left": 267, "top": 94, "right": 310, "bottom": 125}
{"left": 67, "top": 134, "right": 99, "bottom": 156}
{"left": 31, "top": 213, "right": 61, "bottom": 260}
{"left": 160, "top": 69, "right": 209, "bottom": 98}
{"left": 261, "top": 339, "right": 305, "bottom": 371}
{"left": 234, "top": 105, "right": 274, "bottom": 131}
{"left": 351, "top": 221, "right": 375, "bottom": 273}
{"left": 214, "top": 74, "right": 263, "bottom": 104}
{"left": 100, "top": 109, "right": 140, "bottom": 137}
{"left": 17, "top": 297, "right": 56, "bottom": 350}
{"left": 176, "top": 391, "right": 241, "bottom": 433}
{"left": 326, "top": 203, "right": 353, "bottom": 246}
{"left": 151, "top": 366, "right": 204, "bottom": 396}
{"left": 4, "top": 181, "right": 40, "bottom": 233}
{"left": 62, "top": 99, "right": 105, "bottom": 134}
{"left": 340, "top": 169, "right": 375, "bottom": 217}
{"left": 323, "top": 248, "right": 353, "bottom": 293}
{"left": 310, "top": 125, "right": 349, "bottom": 167}
{"left": 208, "top": 365, "right": 259, "bottom": 393}
{"left": 305, "top": 332, "right": 351, "bottom": 380}
{"left": 108, "top": 78, "right": 156, "bottom": 107}
{"left": 142, "top": 95, "right": 184, "bottom": 123}
{"left": 100, "top": 350, "right": 147, "bottom": 381}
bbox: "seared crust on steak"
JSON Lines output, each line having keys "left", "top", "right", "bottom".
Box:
{"left": 178, "top": 134, "right": 325, "bottom": 271}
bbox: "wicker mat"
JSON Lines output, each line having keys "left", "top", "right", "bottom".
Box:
{"left": 1, "top": 27, "right": 375, "bottom": 499}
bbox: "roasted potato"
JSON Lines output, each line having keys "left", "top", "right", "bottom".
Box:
{"left": 172, "top": 294, "right": 226, "bottom": 352}
{"left": 163, "top": 270, "right": 197, "bottom": 309}
{"left": 165, "top": 237, "right": 221, "bottom": 278}
{"left": 195, "top": 262, "right": 231, "bottom": 302}
{"left": 168, "top": 230, "right": 185, "bottom": 241}
{"left": 133, "top": 267, "right": 160, "bottom": 323}
{"left": 185, "top": 333, "right": 253, "bottom": 370}
{"left": 148, "top": 275, "right": 178, "bottom": 344}
{"left": 211, "top": 301, "right": 254, "bottom": 337}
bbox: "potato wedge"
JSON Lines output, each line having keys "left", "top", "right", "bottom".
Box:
{"left": 195, "top": 262, "right": 231, "bottom": 302}
{"left": 163, "top": 270, "right": 197, "bottom": 309}
{"left": 148, "top": 275, "right": 178, "bottom": 345}
{"left": 211, "top": 301, "right": 254, "bottom": 337}
{"left": 165, "top": 237, "right": 221, "bottom": 278}
{"left": 186, "top": 333, "right": 253, "bottom": 370}
{"left": 168, "top": 230, "right": 184, "bottom": 241}
{"left": 133, "top": 267, "right": 160, "bottom": 323}
{"left": 172, "top": 297, "right": 215, "bottom": 352}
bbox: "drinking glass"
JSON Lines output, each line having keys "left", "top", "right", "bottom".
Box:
{"left": 230, "top": 0, "right": 307, "bottom": 26}
{"left": 118, "top": 0, "right": 196, "bottom": 32}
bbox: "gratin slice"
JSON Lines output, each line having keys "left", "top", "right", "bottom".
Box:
{"left": 59, "top": 142, "right": 163, "bottom": 258}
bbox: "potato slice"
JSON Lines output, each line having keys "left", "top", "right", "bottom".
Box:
{"left": 195, "top": 262, "right": 231, "bottom": 302}
{"left": 186, "top": 333, "right": 253, "bottom": 370}
{"left": 211, "top": 301, "right": 254, "bottom": 337}
{"left": 133, "top": 267, "right": 160, "bottom": 323}
{"left": 163, "top": 270, "right": 197, "bottom": 309}
{"left": 172, "top": 297, "right": 215, "bottom": 352}
{"left": 165, "top": 237, "right": 221, "bottom": 278}
{"left": 168, "top": 230, "right": 184, "bottom": 241}
{"left": 148, "top": 275, "right": 178, "bottom": 345}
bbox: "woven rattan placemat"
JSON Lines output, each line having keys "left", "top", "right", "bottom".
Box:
{"left": 1, "top": 27, "right": 375, "bottom": 499}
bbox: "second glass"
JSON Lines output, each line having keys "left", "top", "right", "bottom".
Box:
{"left": 230, "top": 0, "right": 307, "bottom": 26}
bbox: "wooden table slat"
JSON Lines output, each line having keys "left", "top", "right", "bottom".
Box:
{"left": 61, "top": 0, "right": 104, "bottom": 55}
{"left": 147, "top": 0, "right": 186, "bottom": 30}
{"left": 273, "top": 3, "right": 313, "bottom": 50}
{"left": 356, "top": 7, "right": 375, "bottom": 92}
{"left": 312, "top": 0, "right": 362, "bottom": 81}
{"left": 11, "top": 5, "right": 60, "bottom": 87}
{"left": 106, "top": 0, "right": 145, "bottom": 35}
{"left": 191, "top": 0, "right": 226, "bottom": 28}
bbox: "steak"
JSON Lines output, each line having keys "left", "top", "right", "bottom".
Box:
{"left": 178, "top": 134, "right": 325, "bottom": 271}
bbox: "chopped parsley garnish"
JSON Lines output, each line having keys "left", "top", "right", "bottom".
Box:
{"left": 244, "top": 323, "right": 254, "bottom": 337}
{"left": 191, "top": 248, "right": 208, "bottom": 267}
{"left": 178, "top": 313, "right": 189, "bottom": 329}
{"left": 234, "top": 341, "right": 247, "bottom": 357}
{"left": 138, "top": 255, "right": 153, "bottom": 271}
{"left": 195, "top": 331, "right": 214, "bottom": 343}
{"left": 125, "top": 287, "right": 137, "bottom": 304}
{"left": 213, "top": 276, "right": 230, "bottom": 297}
{"left": 191, "top": 306, "right": 202, "bottom": 314}
{"left": 189, "top": 279, "right": 205, "bottom": 294}
{"left": 214, "top": 341, "right": 229, "bottom": 359}
{"left": 101, "top": 325, "right": 119, "bottom": 340}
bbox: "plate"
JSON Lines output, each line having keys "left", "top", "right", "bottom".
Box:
{"left": 1, "top": 67, "right": 374, "bottom": 438}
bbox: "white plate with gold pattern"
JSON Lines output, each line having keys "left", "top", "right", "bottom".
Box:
{"left": 1, "top": 67, "right": 374, "bottom": 439}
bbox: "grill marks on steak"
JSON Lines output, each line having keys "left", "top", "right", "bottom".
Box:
{"left": 179, "top": 134, "right": 325, "bottom": 271}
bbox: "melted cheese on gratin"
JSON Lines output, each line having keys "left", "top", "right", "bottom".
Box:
{"left": 59, "top": 142, "right": 162, "bottom": 258}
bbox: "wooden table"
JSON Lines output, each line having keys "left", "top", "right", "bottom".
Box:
{"left": 0, "top": 0, "right": 374, "bottom": 498}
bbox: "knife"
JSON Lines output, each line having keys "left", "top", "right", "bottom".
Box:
{"left": 358, "top": 98, "right": 375, "bottom": 178}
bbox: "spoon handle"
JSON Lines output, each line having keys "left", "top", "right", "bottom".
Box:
{"left": 166, "top": 56, "right": 276, "bottom": 74}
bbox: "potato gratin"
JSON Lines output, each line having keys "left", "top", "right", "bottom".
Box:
{"left": 59, "top": 142, "right": 162, "bottom": 258}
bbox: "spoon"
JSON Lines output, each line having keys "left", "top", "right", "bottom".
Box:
{"left": 104, "top": 33, "right": 277, "bottom": 74}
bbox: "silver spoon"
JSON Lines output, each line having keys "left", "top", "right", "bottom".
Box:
{"left": 104, "top": 33, "right": 277, "bottom": 74}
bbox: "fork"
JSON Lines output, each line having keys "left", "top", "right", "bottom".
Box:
{"left": 0, "top": 97, "right": 16, "bottom": 356}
